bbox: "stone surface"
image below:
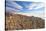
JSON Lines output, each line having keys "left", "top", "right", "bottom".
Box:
{"left": 5, "top": 14, "right": 45, "bottom": 30}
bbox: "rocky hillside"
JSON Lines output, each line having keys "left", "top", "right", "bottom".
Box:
{"left": 5, "top": 13, "right": 45, "bottom": 30}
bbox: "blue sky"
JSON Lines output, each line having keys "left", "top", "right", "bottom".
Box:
{"left": 6, "top": 1, "right": 44, "bottom": 18}
{"left": 6, "top": 1, "right": 44, "bottom": 13}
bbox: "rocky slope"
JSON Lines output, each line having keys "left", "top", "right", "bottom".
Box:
{"left": 5, "top": 13, "right": 45, "bottom": 30}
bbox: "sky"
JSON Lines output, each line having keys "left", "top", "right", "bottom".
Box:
{"left": 6, "top": 1, "right": 44, "bottom": 18}
{"left": 6, "top": 0, "right": 45, "bottom": 2}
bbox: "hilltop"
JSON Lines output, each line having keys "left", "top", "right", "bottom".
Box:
{"left": 5, "top": 13, "right": 45, "bottom": 30}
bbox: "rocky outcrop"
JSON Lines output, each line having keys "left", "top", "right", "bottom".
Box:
{"left": 5, "top": 13, "right": 45, "bottom": 30}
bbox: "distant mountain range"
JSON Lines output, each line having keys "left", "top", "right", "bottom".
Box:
{"left": 5, "top": 12, "right": 45, "bottom": 30}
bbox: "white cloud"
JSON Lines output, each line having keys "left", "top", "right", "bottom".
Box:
{"left": 6, "top": 6, "right": 21, "bottom": 13}
{"left": 6, "top": 1, "right": 23, "bottom": 13}
{"left": 26, "top": 2, "right": 44, "bottom": 10}
{"left": 34, "top": 3, "right": 44, "bottom": 9}
{"left": 27, "top": 3, "right": 37, "bottom": 10}
{"left": 6, "top": 1, "right": 23, "bottom": 10}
